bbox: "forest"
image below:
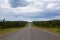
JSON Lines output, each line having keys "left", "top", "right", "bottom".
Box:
{"left": 33, "top": 20, "right": 60, "bottom": 28}
{"left": 0, "top": 21, "right": 28, "bottom": 29}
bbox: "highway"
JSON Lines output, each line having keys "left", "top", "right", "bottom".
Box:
{"left": 0, "top": 23, "right": 60, "bottom": 40}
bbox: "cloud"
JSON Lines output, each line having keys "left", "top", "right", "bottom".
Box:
{"left": 9, "top": 0, "right": 30, "bottom": 8}
{"left": 0, "top": 0, "right": 10, "bottom": 8}
{"left": 40, "top": 0, "right": 60, "bottom": 3}
{"left": 47, "top": 3, "right": 60, "bottom": 10}
{"left": 0, "top": 0, "right": 60, "bottom": 21}
{"left": 54, "top": 16, "right": 60, "bottom": 19}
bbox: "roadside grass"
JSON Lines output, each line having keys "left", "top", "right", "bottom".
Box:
{"left": 32, "top": 24, "right": 60, "bottom": 35}
{"left": 39, "top": 27, "right": 60, "bottom": 34}
{"left": 0, "top": 28, "right": 20, "bottom": 34}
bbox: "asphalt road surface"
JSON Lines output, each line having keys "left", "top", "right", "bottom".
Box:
{"left": 0, "top": 23, "right": 60, "bottom": 40}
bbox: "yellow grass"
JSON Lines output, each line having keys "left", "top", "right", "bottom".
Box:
{"left": 0, "top": 28, "right": 20, "bottom": 34}
{"left": 32, "top": 25, "right": 60, "bottom": 35}
{"left": 40, "top": 27, "right": 60, "bottom": 34}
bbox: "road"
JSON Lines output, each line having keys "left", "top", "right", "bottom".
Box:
{"left": 0, "top": 23, "right": 60, "bottom": 40}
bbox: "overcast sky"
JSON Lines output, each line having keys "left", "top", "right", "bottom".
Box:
{"left": 0, "top": 0, "right": 60, "bottom": 22}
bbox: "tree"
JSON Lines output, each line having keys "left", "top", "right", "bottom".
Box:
{"left": 3, "top": 18, "right": 5, "bottom": 22}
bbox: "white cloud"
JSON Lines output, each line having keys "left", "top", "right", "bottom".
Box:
{"left": 0, "top": 0, "right": 44, "bottom": 14}
{"left": 0, "top": 0, "right": 45, "bottom": 13}
{"left": 47, "top": 3, "right": 60, "bottom": 10}
{"left": 26, "top": 0, "right": 60, "bottom": 3}
{"left": 40, "top": 0, "right": 60, "bottom": 3}
{"left": 53, "top": 15, "right": 60, "bottom": 19}
{"left": 0, "top": 0, "right": 11, "bottom": 8}
{"left": 0, "top": 0, "right": 60, "bottom": 13}
{"left": 0, "top": 0, "right": 60, "bottom": 21}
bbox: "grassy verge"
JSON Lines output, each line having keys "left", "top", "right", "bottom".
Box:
{"left": 0, "top": 28, "right": 20, "bottom": 34}
{"left": 32, "top": 25, "right": 60, "bottom": 35}
{"left": 39, "top": 27, "right": 60, "bottom": 34}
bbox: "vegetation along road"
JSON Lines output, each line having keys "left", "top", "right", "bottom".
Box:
{"left": 0, "top": 23, "right": 60, "bottom": 40}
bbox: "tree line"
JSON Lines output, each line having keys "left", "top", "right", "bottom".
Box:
{"left": 0, "top": 21, "right": 28, "bottom": 29}
{"left": 33, "top": 20, "right": 60, "bottom": 28}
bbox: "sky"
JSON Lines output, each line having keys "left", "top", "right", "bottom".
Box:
{"left": 0, "top": 0, "right": 60, "bottom": 22}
